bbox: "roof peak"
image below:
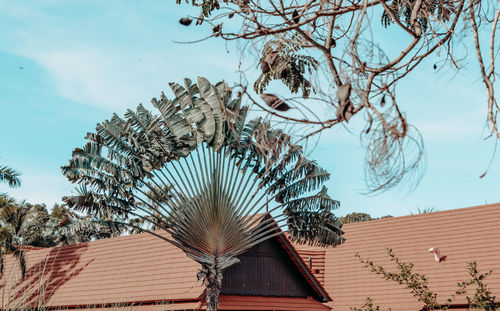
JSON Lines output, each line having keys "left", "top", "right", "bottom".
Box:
{"left": 343, "top": 202, "right": 500, "bottom": 227}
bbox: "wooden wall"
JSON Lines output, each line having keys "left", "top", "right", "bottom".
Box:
{"left": 221, "top": 237, "right": 316, "bottom": 298}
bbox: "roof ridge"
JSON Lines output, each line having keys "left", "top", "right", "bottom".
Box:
{"left": 342, "top": 202, "right": 500, "bottom": 227}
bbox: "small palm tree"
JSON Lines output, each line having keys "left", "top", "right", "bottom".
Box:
{"left": 0, "top": 195, "right": 27, "bottom": 278}
{"left": 0, "top": 165, "right": 21, "bottom": 188}
{"left": 411, "top": 206, "right": 439, "bottom": 215}
{"left": 62, "top": 77, "right": 344, "bottom": 311}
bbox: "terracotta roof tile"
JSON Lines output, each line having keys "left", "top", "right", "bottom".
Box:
{"left": 64, "top": 296, "right": 330, "bottom": 311}
{"left": 1, "top": 218, "right": 330, "bottom": 310}
{"left": 295, "top": 250, "right": 326, "bottom": 285}
{"left": 294, "top": 203, "right": 500, "bottom": 310}
{"left": 1, "top": 230, "right": 204, "bottom": 309}
{"left": 4, "top": 203, "right": 497, "bottom": 310}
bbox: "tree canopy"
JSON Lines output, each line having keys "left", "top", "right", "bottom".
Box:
{"left": 62, "top": 77, "right": 345, "bottom": 310}
{"left": 0, "top": 194, "right": 126, "bottom": 279}
{"left": 340, "top": 212, "right": 374, "bottom": 224}
{"left": 340, "top": 212, "right": 393, "bottom": 224}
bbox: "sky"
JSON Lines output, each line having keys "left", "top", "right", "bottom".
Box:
{"left": 0, "top": 0, "right": 498, "bottom": 218}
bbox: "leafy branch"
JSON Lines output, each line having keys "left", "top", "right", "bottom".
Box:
{"left": 254, "top": 37, "right": 318, "bottom": 99}
{"left": 353, "top": 249, "right": 500, "bottom": 310}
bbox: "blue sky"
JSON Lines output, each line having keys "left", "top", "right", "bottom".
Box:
{"left": 0, "top": 0, "right": 498, "bottom": 218}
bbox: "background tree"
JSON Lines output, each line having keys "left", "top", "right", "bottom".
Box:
{"left": 176, "top": 0, "right": 500, "bottom": 193}
{"left": 0, "top": 196, "right": 125, "bottom": 280}
{"left": 0, "top": 195, "right": 26, "bottom": 278}
{"left": 339, "top": 212, "right": 393, "bottom": 224}
{"left": 379, "top": 215, "right": 394, "bottom": 219}
{"left": 20, "top": 203, "right": 125, "bottom": 247}
{"left": 340, "top": 212, "right": 373, "bottom": 224}
{"left": 62, "top": 77, "right": 345, "bottom": 311}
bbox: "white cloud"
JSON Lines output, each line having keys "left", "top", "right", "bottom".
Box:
{"left": 1, "top": 1, "right": 241, "bottom": 112}
{"left": 36, "top": 49, "right": 120, "bottom": 109}
{"left": 18, "top": 45, "right": 241, "bottom": 112}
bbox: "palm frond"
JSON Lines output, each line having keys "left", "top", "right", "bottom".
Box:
{"left": 0, "top": 166, "right": 21, "bottom": 188}
{"left": 411, "top": 206, "right": 439, "bottom": 215}
{"left": 62, "top": 77, "right": 344, "bottom": 294}
{"left": 0, "top": 226, "right": 26, "bottom": 278}
{"left": 7, "top": 244, "right": 26, "bottom": 278}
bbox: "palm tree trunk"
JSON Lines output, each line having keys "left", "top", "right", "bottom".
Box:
{"left": 205, "top": 252, "right": 223, "bottom": 311}
{"left": 205, "top": 268, "right": 222, "bottom": 311}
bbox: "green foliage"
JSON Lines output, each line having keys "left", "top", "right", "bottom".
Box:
{"left": 127, "top": 185, "right": 174, "bottom": 233}
{"left": 379, "top": 215, "right": 394, "bottom": 219}
{"left": 340, "top": 212, "right": 374, "bottom": 224}
{"left": 45, "top": 204, "right": 124, "bottom": 245}
{"left": 357, "top": 249, "right": 441, "bottom": 309}
{"left": 351, "top": 297, "right": 384, "bottom": 311}
{"left": 381, "top": 0, "right": 454, "bottom": 33}
{"left": 457, "top": 262, "right": 500, "bottom": 310}
{"left": 254, "top": 39, "right": 318, "bottom": 99}
{"left": 0, "top": 194, "right": 26, "bottom": 278}
{"left": 411, "top": 206, "right": 439, "bottom": 215}
{"left": 355, "top": 250, "right": 500, "bottom": 310}
{"left": 62, "top": 77, "right": 344, "bottom": 250}
{"left": 339, "top": 213, "right": 395, "bottom": 224}
{"left": 62, "top": 77, "right": 344, "bottom": 311}
{"left": 14, "top": 203, "right": 124, "bottom": 248}
{"left": 0, "top": 165, "right": 21, "bottom": 188}
{"left": 0, "top": 195, "right": 126, "bottom": 279}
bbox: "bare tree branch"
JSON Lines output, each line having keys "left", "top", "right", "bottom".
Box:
{"left": 176, "top": 0, "right": 499, "bottom": 192}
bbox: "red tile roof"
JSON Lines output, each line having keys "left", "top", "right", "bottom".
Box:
{"left": 3, "top": 203, "right": 499, "bottom": 310}
{"left": 0, "top": 224, "right": 329, "bottom": 310}
{"left": 1, "top": 230, "right": 203, "bottom": 309}
{"left": 294, "top": 203, "right": 500, "bottom": 310}
{"left": 295, "top": 249, "right": 326, "bottom": 285}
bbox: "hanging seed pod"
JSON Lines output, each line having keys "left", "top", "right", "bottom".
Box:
{"left": 179, "top": 18, "right": 193, "bottom": 26}
{"left": 212, "top": 24, "right": 222, "bottom": 37}
{"left": 261, "top": 51, "right": 278, "bottom": 74}
{"left": 336, "top": 83, "right": 354, "bottom": 122}
{"left": 265, "top": 51, "right": 278, "bottom": 67}
{"left": 292, "top": 10, "right": 300, "bottom": 24}
{"left": 196, "top": 13, "right": 204, "bottom": 25}
{"left": 329, "top": 38, "right": 336, "bottom": 49}
{"left": 260, "top": 93, "right": 291, "bottom": 112}
{"left": 261, "top": 62, "right": 270, "bottom": 74}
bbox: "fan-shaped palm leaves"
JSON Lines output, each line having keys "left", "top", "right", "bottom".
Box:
{"left": 62, "top": 77, "right": 344, "bottom": 311}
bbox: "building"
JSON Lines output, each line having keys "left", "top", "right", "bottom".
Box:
{"left": 0, "top": 222, "right": 330, "bottom": 310}
{"left": 294, "top": 202, "right": 500, "bottom": 310}
{"left": 1, "top": 203, "right": 499, "bottom": 310}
